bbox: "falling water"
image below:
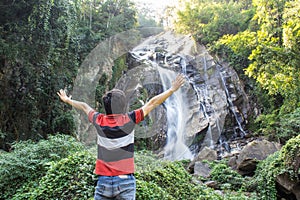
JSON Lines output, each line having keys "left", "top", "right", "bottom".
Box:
{"left": 217, "top": 64, "right": 247, "bottom": 137}
{"left": 129, "top": 31, "right": 249, "bottom": 158}
{"left": 186, "top": 55, "right": 223, "bottom": 148}
{"left": 157, "top": 65, "right": 193, "bottom": 161}
{"left": 131, "top": 50, "right": 194, "bottom": 160}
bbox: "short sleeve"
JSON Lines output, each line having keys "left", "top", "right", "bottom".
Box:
{"left": 88, "top": 110, "right": 96, "bottom": 123}
{"left": 128, "top": 109, "right": 144, "bottom": 124}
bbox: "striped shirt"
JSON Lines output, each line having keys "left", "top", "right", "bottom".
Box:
{"left": 88, "top": 109, "right": 144, "bottom": 176}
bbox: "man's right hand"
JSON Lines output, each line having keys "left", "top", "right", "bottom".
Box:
{"left": 170, "top": 74, "right": 186, "bottom": 92}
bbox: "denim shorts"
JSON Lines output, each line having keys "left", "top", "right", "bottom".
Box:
{"left": 94, "top": 174, "right": 136, "bottom": 200}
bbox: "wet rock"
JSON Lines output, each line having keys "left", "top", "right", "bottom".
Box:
{"left": 127, "top": 30, "right": 251, "bottom": 159}
{"left": 236, "top": 139, "right": 281, "bottom": 175}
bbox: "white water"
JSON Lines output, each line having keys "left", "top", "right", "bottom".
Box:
{"left": 217, "top": 64, "right": 247, "bottom": 137}
{"left": 188, "top": 55, "right": 223, "bottom": 148}
{"left": 157, "top": 65, "right": 193, "bottom": 161}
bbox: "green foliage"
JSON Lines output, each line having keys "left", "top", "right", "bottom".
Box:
{"left": 0, "top": 0, "right": 82, "bottom": 148}
{"left": 52, "top": 110, "right": 77, "bottom": 135}
{"left": 244, "top": 0, "right": 300, "bottom": 111}
{"left": 136, "top": 179, "right": 173, "bottom": 200}
{"left": 210, "top": 163, "right": 244, "bottom": 191}
{"left": 135, "top": 150, "right": 165, "bottom": 173}
{"left": 109, "top": 54, "right": 128, "bottom": 89}
{"left": 0, "top": 0, "right": 138, "bottom": 149}
{"left": 136, "top": 161, "right": 223, "bottom": 199}
{"left": 103, "top": 0, "right": 137, "bottom": 36}
{"left": 254, "top": 107, "right": 300, "bottom": 143}
{"left": 275, "top": 107, "right": 300, "bottom": 143}
{"left": 135, "top": 151, "right": 223, "bottom": 199}
{"left": 279, "top": 134, "right": 300, "bottom": 177}
{"left": 0, "top": 134, "right": 85, "bottom": 199}
{"left": 249, "top": 134, "right": 300, "bottom": 199}
{"left": 176, "top": 0, "right": 253, "bottom": 45}
{"left": 212, "top": 30, "right": 257, "bottom": 76}
{"left": 13, "top": 151, "right": 96, "bottom": 200}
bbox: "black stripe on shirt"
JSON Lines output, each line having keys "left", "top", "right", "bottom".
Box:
{"left": 97, "top": 143, "right": 134, "bottom": 162}
{"left": 95, "top": 124, "right": 135, "bottom": 139}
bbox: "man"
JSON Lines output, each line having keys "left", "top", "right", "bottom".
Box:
{"left": 57, "top": 74, "right": 185, "bottom": 200}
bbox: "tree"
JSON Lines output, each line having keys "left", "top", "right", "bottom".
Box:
{"left": 0, "top": 0, "right": 138, "bottom": 150}
{"left": 175, "top": 0, "right": 253, "bottom": 45}
{"left": 245, "top": 0, "right": 299, "bottom": 111}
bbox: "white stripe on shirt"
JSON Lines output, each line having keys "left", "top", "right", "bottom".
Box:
{"left": 97, "top": 131, "right": 134, "bottom": 150}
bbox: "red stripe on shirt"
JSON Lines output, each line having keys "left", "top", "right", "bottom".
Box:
{"left": 95, "top": 157, "right": 134, "bottom": 176}
{"left": 134, "top": 109, "right": 144, "bottom": 124}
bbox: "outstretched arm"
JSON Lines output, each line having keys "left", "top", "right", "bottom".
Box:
{"left": 57, "top": 89, "right": 93, "bottom": 115}
{"left": 142, "top": 74, "right": 185, "bottom": 117}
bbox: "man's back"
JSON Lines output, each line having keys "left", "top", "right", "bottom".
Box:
{"left": 88, "top": 109, "right": 144, "bottom": 176}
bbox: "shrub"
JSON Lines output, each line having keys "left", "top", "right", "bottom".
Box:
{"left": 13, "top": 151, "right": 97, "bottom": 200}
{"left": 0, "top": 134, "right": 85, "bottom": 199}
{"left": 249, "top": 134, "right": 300, "bottom": 199}
{"left": 210, "top": 163, "right": 244, "bottom": 191}
{"left": 136, "top": 156, "right": 223, "bottom": 199}
{"left": 279, "top": 134, "right": 300, "bottom": 180}
{"left": 136, "top": 179, "right": 173, "bottom": 200}
{"left": 276, "top": 107, "right": 300, "bottom": 143}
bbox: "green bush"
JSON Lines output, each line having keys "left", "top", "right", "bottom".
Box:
{"left": 210, "top": 163, "right": 244, "bottom": 191}
{"left": 0, "top": 134, "right": 85, "bottom": 199}
{"left": 279, "top": 134, "right": 300, "bottom": 180}
{"left": 255, "top": 108, "right": 300, "bottom": 143}
{"left": 13, "top": 151, "right": 97, "bottom": 200}
{"left": 136, "top": 158, "right": 223, "bottom": 199}
{"left": 136, "top": 179, "right": 173, "bottom": 200}
{"left": 135, "top": 151, "right": 258, "bottom": 199}
{"left": 276, "top": 108, "right": 300, "bottom": 143}
{"left": 249, "top": 134, "right": 300, "bottom": 199}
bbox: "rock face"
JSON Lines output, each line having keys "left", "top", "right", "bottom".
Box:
{"left": 194, "top": 146, "right": 218, "bottom": 162}
{"left": 236, "top": 139, "right": 281, "bottom": 175}
{"left": 126, "top": 31, "right": 250, "bottom": 159}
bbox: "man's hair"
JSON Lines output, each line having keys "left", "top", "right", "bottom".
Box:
{"left": 102, "top": 89, "right": 127, "bottom": 114}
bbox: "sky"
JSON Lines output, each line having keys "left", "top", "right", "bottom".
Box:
{"left": 132, "top": 0, "right": 179, "bottom": 26}
{"left": 132, "top": 0, "right": 178, "bottom": 12}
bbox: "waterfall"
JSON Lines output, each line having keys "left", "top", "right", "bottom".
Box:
{"left": 131, "top": 50, "right": 194, "bottom": 160}
{"left": 157, "top": 65, "right": 193, "bottom": 161}
{"left": 217, "top": 64, "right": 247, "bottom": 137}
{"left": 186, "top": 55, "right": 223, "bottom": 148}
{"left": 128, "top": 31, "right": 249, "bottom": 159}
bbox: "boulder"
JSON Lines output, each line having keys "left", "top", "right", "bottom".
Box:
{"left": 276, "top": 173, "right": 300, "bottom": 200}
{"left": 195, "top": 146, "right": 218, "bottom": 162}
{"left": 188, "top": 147, "right": 217, "bottom": 172}
{"left": 236, "top": 139, "right": 281, "bottom": 175}
{"left": 194, "top": 161, "right": 211, "bottom": 178}
{"left": 227, "top": 156, "right": 238, "bottom": 169}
